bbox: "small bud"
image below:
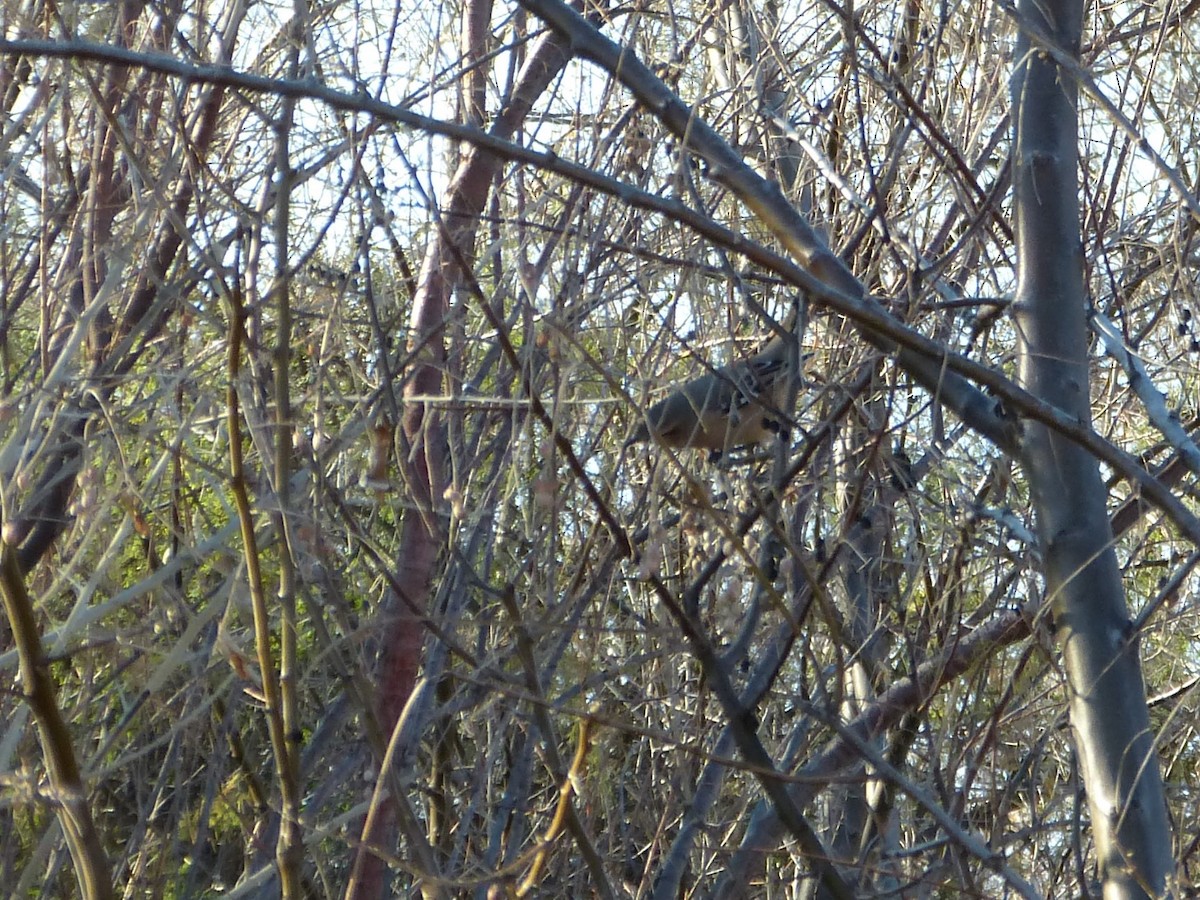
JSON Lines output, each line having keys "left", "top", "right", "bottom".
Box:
{"left": 443, "top": 486, "right": 465, "bottom": 518}
{"left": 362, "top": 422, "right": 393, "bottom": 489}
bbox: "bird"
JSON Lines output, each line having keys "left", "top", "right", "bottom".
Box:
{"left": 625, "top": 321, "right": 799, "bottom": 456}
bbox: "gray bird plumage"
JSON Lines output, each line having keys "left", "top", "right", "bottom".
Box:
{"left": 626, "top": 324, "right": 798, "bottom": 453}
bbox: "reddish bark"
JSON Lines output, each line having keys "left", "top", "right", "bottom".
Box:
{"left": 347, "top": 28, "right": 574, "bottom": 899}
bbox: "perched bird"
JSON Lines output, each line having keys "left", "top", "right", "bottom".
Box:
{"left": 626, "top": 324, "right": 799, "bottom": 455}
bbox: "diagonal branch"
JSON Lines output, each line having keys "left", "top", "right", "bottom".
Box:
{"left": 512, "top": 0, "right": 1200, "bottom": 553}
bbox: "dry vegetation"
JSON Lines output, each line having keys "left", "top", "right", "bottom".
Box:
{"left": 1, "top": 0, "right": 1199, "bottom": 897}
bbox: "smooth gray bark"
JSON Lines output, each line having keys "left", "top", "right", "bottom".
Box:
{"left": 1010, "top": 0, "right": 1176, "bottom": 896}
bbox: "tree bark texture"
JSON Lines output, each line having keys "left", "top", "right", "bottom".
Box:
{"left": 1010, "top": 0, "right": 1176, "bottom": 895}
{"left": 349, "top": 24, "right": 574, "bottom": 898}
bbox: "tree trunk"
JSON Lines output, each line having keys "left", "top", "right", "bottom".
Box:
{"left": 1010, "top": 0, "right": 1176, "bottom": 895}
{"left": 346, "top": 24, "right": 575, "bottom": 899}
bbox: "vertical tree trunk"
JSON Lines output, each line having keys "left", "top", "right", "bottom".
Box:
{"left": 1010, "top": 1, "right": 1176, "bottom": 895}
{"left": 347, "top": 26, "right": 575, "bottom": 899}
